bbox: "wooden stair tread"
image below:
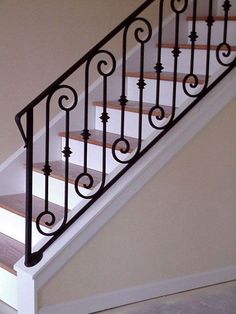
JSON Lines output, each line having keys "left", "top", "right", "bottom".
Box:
{"left": 33, "top": 160, "right": 102, "bottom": 189}
{"left": 93, "top": 100, "right": 172, "bottom": 117}
{"left": 161, "top": 43, "right": 236, "bottom": 51}
{"left": 187, "top": 16, "right": 236, "bottom": 21}
{"left": 0, "top": 193, "right": 64, "bottom": 228}
{"left": 127, "top": 71, "right": 206, "bottom": 84}
{"left": 59, "top": 129, "right": 138, "bottom": 153}
{"left": 0, "top": 232, "right": 24, "bottom": 275}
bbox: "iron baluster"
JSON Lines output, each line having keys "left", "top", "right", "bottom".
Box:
{"left": 136, "top": 31, "right": 146, "bottom": 154}
{"left": 189, "top": 0, "right": 198, "bottom": 75}
{"left": 119, "top": 25, "right": 129, "bottom": 140}
{"left": 62, "top": 110, "right": 71, "bottom": 222}
{"left": 36, "top": 85, "right": 77, "bottom": 237}
{"left": 25, "top": 109, "right": 33, "bottom": 267}
{"left": 41, "top": 97, "right": 52, "bottom": 226}
{"left": 75, "top": 50, "right": 116, "bottom": 199}
{"left": 25, "top": 109, "right": 43, "bottom": 267}
{"left": 216, "top": 0, "right": 235, "bottom": 66}
{"left": 170, "top": 1, "right": 188, "bottom": 123}
{"left": 183, "top": 0, "right": 200, "bottom": 98}
{"left": 75, "top": 56, "right": 95, "bottom": 198}
{"left": 112, "top": 17, "right": 152, "bottom": 164}
{"left": 149, "top": 0, "right": 165, "bottom": 130}
{"left": 222, "top": 0, "right": 231, "bottom": 43}
{"left": 204, "top": 0, "right": 214, "bottom": 88}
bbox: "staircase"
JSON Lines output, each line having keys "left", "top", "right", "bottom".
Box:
{"left": 0, "top": 0, "right": 235, "bottom": 312}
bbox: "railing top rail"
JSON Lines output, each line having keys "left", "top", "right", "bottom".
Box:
{"left": 15, "top": 0, "right": 155, "bottom": 123}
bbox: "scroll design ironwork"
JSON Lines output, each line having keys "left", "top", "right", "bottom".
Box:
{"left": 14, "top": 0, "right": 235, "bottom": 267}
{"left": 216, "top": 0, "right": 234, "bottom": 66}
{"left": 112, "top": 17, "right": 152, "bottom": 163}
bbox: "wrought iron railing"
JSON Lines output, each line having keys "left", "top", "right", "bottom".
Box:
{"left": 15, "top": 0, "right": 236, "bottom": 267}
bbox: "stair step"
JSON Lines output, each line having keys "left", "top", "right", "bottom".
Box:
{"left": 0, "top": 193, "right": 64, "bottom": 228}
{"left": 161, "top": 43, "right": 236, "bottom": 51}
{"left": 33, "top": 160, "right": 102, "bottom": 190}
{"left": 127, "top": 71, "right": 206, "bottom": 84}
{"left": 59, "top": 129, "right": 138, "bottom": 153}
{"left": 187, "top": 16, "right": 236, "bottom": 21}
{"left": 186, "top": 16, "right": 236, "bottom": 45}
{"left": 0, "top": 232, "right": 24, "bottom": 275}
{"left": 126, "top": 71, "right": 205, "bottom": 105}
{"left": 157, "top": 44, "right": 236, "bottom": 75}
{"left": 93, "top": 100, "right": 172, "bottom": 117}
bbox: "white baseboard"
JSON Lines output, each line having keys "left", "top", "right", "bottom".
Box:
{"left": 38, "top": 265, "right": 236, "bottom": 314}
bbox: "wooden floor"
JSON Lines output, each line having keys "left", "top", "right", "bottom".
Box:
{"left": 0, "top": 276, "right": 235, "bottom": 313}
{"left": 95, "top": 281, "right": 236, "bottom": 314}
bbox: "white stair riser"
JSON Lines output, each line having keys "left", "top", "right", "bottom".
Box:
{"left": 61, "top": 138, "right": 131, "bottom": 173}
{"left": 33, "top": 172, "right": 88, "bottom": 209}
{"left": 95, "top": 107, "right": 164, "bottom": 139}
{"left": 0, "top": 207, "right": 45, "bottom": 246}
{"left": 160, "top": 48, "right": 230, "bottom": 75}
{"left": 188, "top": 20, "right": 236, "bottom": 45}
{"left": 0, "top": 268, "right": 17, "bottom": 309}
{"left": 127, "top": 77, "right": 198, "bottom": 106}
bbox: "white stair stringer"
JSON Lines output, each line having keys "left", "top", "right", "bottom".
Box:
{"left": 14, "top": 67, "right": 236, "bottom": 314}
{"left": 0, "top": 268, "right": 17, "bottom": 309}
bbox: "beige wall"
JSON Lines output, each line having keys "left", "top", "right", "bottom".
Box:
{"left": 38, "top": 98, "right": 236, "bottom": 308}
{"left": 1, "top": 0, "right": 157, "bottom": 163}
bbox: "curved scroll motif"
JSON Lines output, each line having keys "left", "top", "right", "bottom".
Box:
{"left": 47, "top": 84, "right": 78, "bottom": 112}
{"left": 148, "top": 105, "right": 166, "bottom": 128}
{"left": 36, "top": 211, "right": 57, "bottom": 236}
{"left": 75, "top": 49, "right": 116, "bottom": 199}
{"left": 182, "top": 73, "right": 202, "bottom": 97}
{"left": 95, "top": 50, "right": 117, "bottom": 77}
{"left": 182, "top": 0, "right": 214, "bottom": 98}
{"left": 216, "top": 0, "right": 234, "bottom": 66}
{"left": 148, "top": 0, "right": 166, "bottom": 130}
{"left": 170, "top": 0, "right": 189, "bottom": 14}
{"left": 112, "top": 17, "right": 152, "bottom": 164}
{"left": 216, "top": 43, "right": 234, "bottom": 66}
{"left": 149, "top": 0, "right": 189, "bottom": 130}
{"left": 132, "top": 17, "right": 152, "bottom": 44}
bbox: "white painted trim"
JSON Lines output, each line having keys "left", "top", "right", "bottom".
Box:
{"left": 0, "top": 268, "right": 17, "bottom": 309}
{"left": 38, "top": 265, "right": 236, "bottom": 314}
{"left": 17, "top": 271, "right": 37, "bottom": 314}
